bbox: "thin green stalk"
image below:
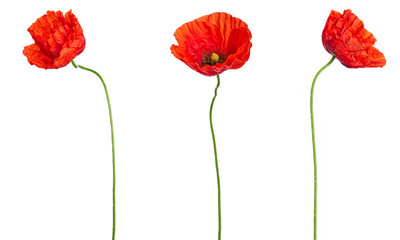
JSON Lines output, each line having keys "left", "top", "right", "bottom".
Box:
{"left": 71, "top": 60, "right": 116, "bottom": 240}
{"left": 209, "top": 75, "right": 221, "bottom": 240}
{"left": 310, "top": 56, "right": 335, "bottom": 240}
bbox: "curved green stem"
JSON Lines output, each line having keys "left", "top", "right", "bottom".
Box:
{"left": 310, "top": 56, "right": 335, "bottom": 240}
{"left": 210, "top": 75, "right": 221, "bottom": 240}
{"left": 71, "top": 60, "right": 116, "bottom": 240}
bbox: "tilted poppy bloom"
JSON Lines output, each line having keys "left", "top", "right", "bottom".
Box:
{"left": 171, "top": 12, "right": 252, "bottom": 76}
{"left": 23, "top": 10, "right": 117, "bottom": 240}
{"left": 23, "top": 10, "right": 85, "bottom": 69}
{"left": 310, "top": 9, "right": 385, "bottom": 240}
{"left": 322, "top": 9, "right": 386, "bottom": 68}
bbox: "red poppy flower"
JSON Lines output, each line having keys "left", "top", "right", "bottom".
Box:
{"left": 322, "top": 9, "right": 385, "bottom": 68}
{"left": 171, "top": 12, "right": 252, "bottom": 76}
{"left": 23, "top": 10, "right": 85, "bottom": 69}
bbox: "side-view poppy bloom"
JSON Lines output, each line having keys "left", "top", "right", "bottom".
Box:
{"left": 171, "top": 12, "right": 252, "bottom": 76}
{"left": 310, "top": 9, "right": 385, "bottom": 240}
{"left": 23, "top": 10, "right": 85, "bottom": 69}
{"left": 322, "top": 9, "right": 386, "bottom": 68}
{"left": 23, "top": 10, "right": 117, "bottom": 240}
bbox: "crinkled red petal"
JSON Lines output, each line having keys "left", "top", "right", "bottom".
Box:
{"left": 23, "top": 44, "right": 55, "bottom": 69}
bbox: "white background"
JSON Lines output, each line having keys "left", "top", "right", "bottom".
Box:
{"left": 1, "top": 0, "right": 400, "bottom": 239}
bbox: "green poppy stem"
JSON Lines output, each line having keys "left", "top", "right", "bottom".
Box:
{"left": 71, "top": 60, "right": 116, "bottom": 240}
{"left": 310, "top": 56, "right": 335, "bottom": 240}
{"left": 210, "top": 75, "right": 222, "bottom": 240}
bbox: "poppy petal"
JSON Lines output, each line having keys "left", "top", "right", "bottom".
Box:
{"left": 23, "top": 44, "right": 55, "bottom": 69}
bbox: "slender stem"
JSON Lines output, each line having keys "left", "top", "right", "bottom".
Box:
{"left": 209, "top": 75, "right": 221, "bottom": 240}
{"left": 310, "top": 56, "right": 335, "bottom": 240}
{"left": 71, "top": 60, "right": 116, "bottom": 240}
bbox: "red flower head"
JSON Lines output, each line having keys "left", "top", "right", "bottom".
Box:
{"left": 23, "top": 10, "right": 85, "bottom": 69}
{"left": 322, "top": 9, "right": 385, "bottom": 68}
{"left": 171, "top": 12, "right": 252, "bottom": 76}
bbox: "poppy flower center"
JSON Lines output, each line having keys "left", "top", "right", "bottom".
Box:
{"left": 202, "top": 49, "right": 227, "bottom": 66}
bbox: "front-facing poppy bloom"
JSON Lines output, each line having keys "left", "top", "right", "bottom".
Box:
{"left": 23, "top": 10, "right": 85, "bottom": 69}
{"left": 171, "top": 12, "right": 252, "bottom": 76}
{"left": 322, "top": 9, "right": 386, "bottom": 68}
{"left": 171, "top": 12, "right": 252, "bottom": 240}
